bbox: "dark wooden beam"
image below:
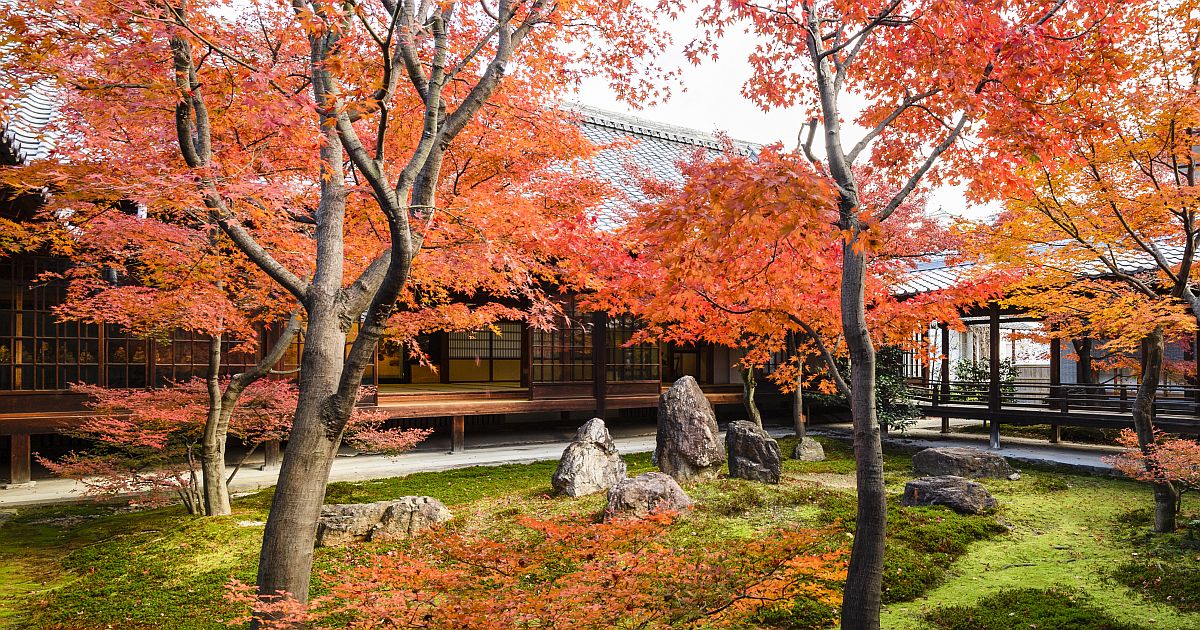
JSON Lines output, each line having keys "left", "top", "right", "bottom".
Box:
{"left": 988, "top": 303, "right": 1001, "bottom": 449}
{"left": 1050, "top": 332, "right": 1062, "bottom": 443}
{"left": 520, "top": 322, "right": 532, "bottom": 389}
{"left": 940, "top": 322, "right": 951, "bottom": 434}
{"left": 592, "top": 312, "right": 608, "bottom": 419}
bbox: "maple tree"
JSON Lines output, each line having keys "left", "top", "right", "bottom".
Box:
{"left": 0, "top": 0, "right": 672, "bottom": 611}
{"left": 1110, "top": 429, "right": 1200, "bottom": 506}
{"left": 679, "top": 1, "right": 1141, "bottom": 627}
{"left": 964, "top": 0, "right": 1199, "bottom": 532}
{"left": 38, "top": 379, "right": 427, "bottom": 513}
{"left": 594, "top": 146, "right": 991, "bottom": 440}
{"left": 0, "top": 196, "right": 312, "bottom": 517}
{"left": 227, "top": 513, "right": 849, "bottom": 629}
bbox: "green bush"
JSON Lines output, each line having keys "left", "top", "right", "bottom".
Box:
{"left": 877, "top": 346, "right": 922, "bottom": 434}
{"left": 926, "top": 587, "right": 1138, "bottom": 630}
{"left": 952, "top": 358, "right": 1017, "bottom": 403}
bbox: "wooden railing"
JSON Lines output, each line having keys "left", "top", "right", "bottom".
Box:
{"left": 911, "top": 380, "right": 1200, "bottom": 421}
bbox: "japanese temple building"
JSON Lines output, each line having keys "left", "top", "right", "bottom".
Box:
{"left": 0, "top": 104, "right": 758, "bottom": 485}
{"left": 4, "top": 95, "right": 1199, "bottom": 488}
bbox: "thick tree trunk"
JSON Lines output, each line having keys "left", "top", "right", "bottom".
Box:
{"left": 839, "top": 238, "right": 886, "bottom": 630}
{"left": 742, "top": 366, "right": 763, "bottom": 427}
{"left": 1133, "top": 329, "right": 1178, "bottom": 533}
{"left": 255, "top": 308, "right": 348, "bottom": 605}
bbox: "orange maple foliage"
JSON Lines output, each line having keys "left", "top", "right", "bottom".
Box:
{"left": 227, "top": 514, "right": 849, "bottom": 629}
{"left": 592, "top": 145, "right": 1004, "bottom": 397}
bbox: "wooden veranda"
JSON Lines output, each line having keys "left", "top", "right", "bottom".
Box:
{"left": 912, "top": 304, "right": 1200, "bottom": 447}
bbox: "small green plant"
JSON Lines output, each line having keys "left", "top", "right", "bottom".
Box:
{"left": 952, "top": 357, "right": 1018, "bottom": 403}
{"left": 877, "top": 346, "right": 922, "bottom": 434}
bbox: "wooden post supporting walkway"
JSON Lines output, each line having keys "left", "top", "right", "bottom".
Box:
{"left": 451, "top": 415, "right": 465, "bottom": 454}
{"left": 262, "top": 439, "right": 282, "bottom": 469}
{"left": 7, "top": 433, "right": 31, "bottom": 486}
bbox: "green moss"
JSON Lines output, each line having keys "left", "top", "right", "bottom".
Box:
{"left": 1108, "top": 508, "right": 1200, "bottom": 613}
{"left": 925, "top": 587, "right": 1139, "bottom": 630}
{"left": 4, "top": 438, "right": 1200, "bottom": 629}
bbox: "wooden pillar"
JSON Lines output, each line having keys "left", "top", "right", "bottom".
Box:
{"left": 262, "top": 439, "right": 282, "bottom": 469}
{"left": 988, "top": 304, "right": 1001, "bottom": 449}
{"left": 592, "top": 312, "right": 608, "bottom": 419}
{"left": 520, "top": 322, "right": 532, "bottom": 388}
{"left": 451, "top": 415, "right": 465, "bottom": 454}
{"left": 439, "top": 332, "right": 451, "bottom": 384}
{"left": 8, "top": 433, "right": 31, "bottom": 486}
{"left": 1049, "top": 332, "right": 1061, "bottom": 443}
{"left": 940, "top": 322, "right": 951, "bottom": 433}
{"left": 1194, "top": 330, "right": 1200, "bottom": 415}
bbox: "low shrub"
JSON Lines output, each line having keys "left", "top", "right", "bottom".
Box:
{"left": 231, "top": 515, "right": 850, "bottom": 629}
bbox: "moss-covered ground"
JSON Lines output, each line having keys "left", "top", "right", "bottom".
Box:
{"left": 0, "top": 436, "right": 1196, "bottom": 628}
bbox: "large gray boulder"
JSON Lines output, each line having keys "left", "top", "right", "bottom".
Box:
{"left": 603, "top": 472, "right": 694, "bottom": 522}
{"left": 901, "top": 475, "right": 998, "bottom": 514}
{"left": 552, "top": 418, "right": 628, "bottom": 497}
{"left": 654, "top": 376, "right": 726, "bottom": 482}
{"left": 912, "top": 446, "right": 1013, "bottom": 479}
{"left": 726, "top": 420, "right": 782, "bottom": 484}
{"left": 793, "top": 437, "right": 826, "bottom": 462}
{"left": 316, "top": 497, "right": 452, "bottom": 547}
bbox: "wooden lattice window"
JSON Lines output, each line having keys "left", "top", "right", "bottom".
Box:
{"left": 607, "top": 315, "right": 659, "bottom": 382}
{"left": 532, "top": 302, "right": 592, "bottom": 383}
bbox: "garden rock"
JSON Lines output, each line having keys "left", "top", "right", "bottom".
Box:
{"left": 912, "top": 446, "right": 1013, "bottom": 479}
{"left": 793, "top": 437, "right": 826, "bottom": 462}
{"left": 725, "top": 420, "right": 782, "bottom": 484}
{"left": 603, "top": 472, "right": 693, "bottom": 521}
{"left": 551, "top": 418, "right": 628, "bottom": 497}
{"left": 316, "top": 496, "right": 452, "bottom": 547}
{"left": 654, "top": 376, "right": 726, "bottom": 482}
{"left": 901, "top": 475, "right": 998, "bottom": 514}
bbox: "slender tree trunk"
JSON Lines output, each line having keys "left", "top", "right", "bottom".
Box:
{"left": 201, "top": 335, "right": 231, "bottom": 516}
{"left": 742, "top": 366, "right": 763, "bottom": 427}
{"left": 1133, "top": 329, "right": 1178, "bottom": 533}
{"left": 1073, "top": 337, "right": 1094, "bottom": 385}
{"left": 787, "top": 332, "right": 806, "bottom": 439}
{"left": 839, "top": 236, "right": 886, "bottom": 630}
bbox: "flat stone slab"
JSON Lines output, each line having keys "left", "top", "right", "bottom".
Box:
{"left": 912, "top": 446, "right": 1013, "bottom": 479}
{"left": 902, "top": 475, "right": 998, "bottom": 514}
{"left": 317, "top": 496, "right": 451, "bottom": 547}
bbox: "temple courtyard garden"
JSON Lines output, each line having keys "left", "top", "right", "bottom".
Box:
{"left": 1, "top": 434, "right": 1197, "bottom": 629}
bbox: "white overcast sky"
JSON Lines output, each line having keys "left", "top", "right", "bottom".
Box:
{"left": 570, "top": 19, "right": 996, "bottom": 222}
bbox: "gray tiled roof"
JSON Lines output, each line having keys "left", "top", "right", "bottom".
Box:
{"left": 1, "top": 81, "right": 57, "bottom": 166}
{"left": 895, "top": 243, "right": 1192, "bottom": 296}
{"left": 569, "top": 104, "right": 757, "bottom": 230}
